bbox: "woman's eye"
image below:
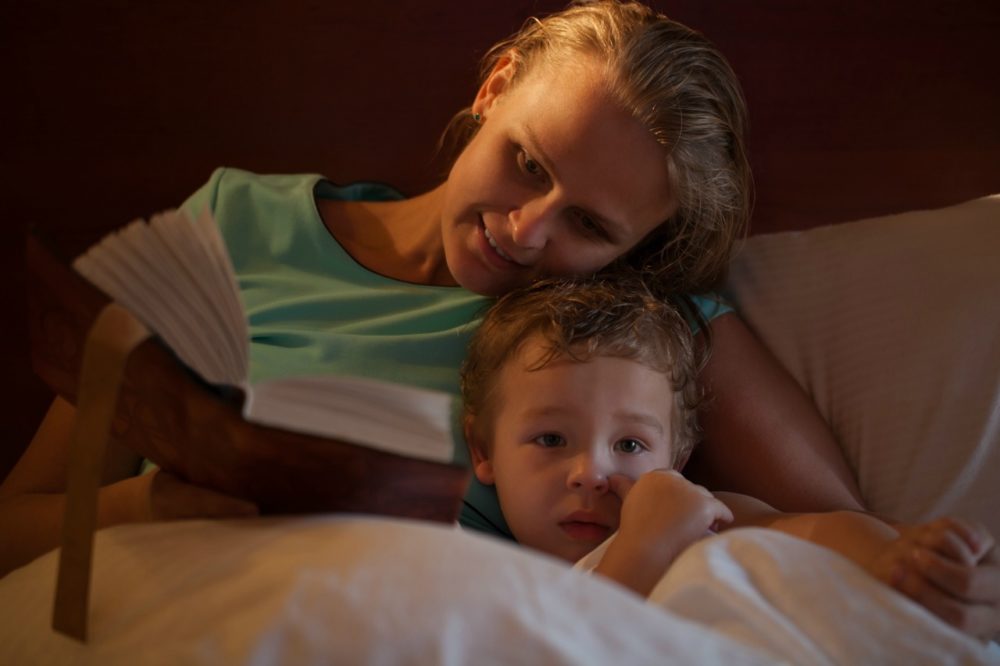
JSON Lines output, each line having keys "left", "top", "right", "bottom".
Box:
{"left": 615, "top": 439, "right": 646, "bottom": 454}
{"left": 574, "top": 211, "right": 605, "bottom": 238}
{"left": 534, "top": 433, "right": 565, "bottom": 448}
{"left": 518, "top": 148, "right": 544, "bottom": 179}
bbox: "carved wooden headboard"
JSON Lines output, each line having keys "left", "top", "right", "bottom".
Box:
{"left": 3, "top": 0, "right": 998, "bottom": 478}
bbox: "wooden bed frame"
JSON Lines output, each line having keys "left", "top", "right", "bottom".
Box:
{"left": 3, "top": 0, "right": 998, "bottom": 479}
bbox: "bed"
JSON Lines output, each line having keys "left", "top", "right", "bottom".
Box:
{"left": 2, "top": 1, "right": 999, "bottom": 663}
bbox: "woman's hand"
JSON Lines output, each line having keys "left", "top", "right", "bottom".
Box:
{"left": 125, "top": 470, "right": 259, "bottom": 522}
{"left": 871, "top": 517, "right": 999, "bottom": 641}
{"left": 594, "top": 470, "right": 732, "bottom": 596}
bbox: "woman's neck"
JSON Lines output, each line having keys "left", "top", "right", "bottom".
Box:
{"left": 318, "top": 183, "right": 456, "bottom": 286}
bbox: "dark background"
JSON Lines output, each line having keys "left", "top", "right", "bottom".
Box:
{"left": 3, "top": 0, "right": 998, "bottom": 480}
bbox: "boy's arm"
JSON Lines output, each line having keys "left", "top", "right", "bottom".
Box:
{"left": 593, "top": 471, "right": 732, "bottom": 596}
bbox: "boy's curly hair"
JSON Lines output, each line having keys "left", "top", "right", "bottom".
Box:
{"left": 460, "top": 273, "right": 703, "bottom": 466}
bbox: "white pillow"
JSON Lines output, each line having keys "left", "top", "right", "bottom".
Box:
{"left": 725, "top": 195, "right": 1000, "bottom": 533}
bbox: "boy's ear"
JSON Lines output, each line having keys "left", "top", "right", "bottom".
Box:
{"left": 464, "top": 414, "right": 496, "bottom": 485}
{"left": 472, "top": 53, "right": 517, "bottom": 119}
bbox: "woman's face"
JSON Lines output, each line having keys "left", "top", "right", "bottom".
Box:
{"left": 441, "top": 57, "right": 675, "bottom": 297}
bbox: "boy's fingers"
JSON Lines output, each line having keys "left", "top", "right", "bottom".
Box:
{"left": 607, "top": 474, "right": 634, "bottom": 500}
{"left": 714, "top": 500, "right": 735, "bottom": 525}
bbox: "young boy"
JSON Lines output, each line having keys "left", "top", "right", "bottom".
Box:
{"left": 460, "top": 274, "right": 994, "bottom": 606}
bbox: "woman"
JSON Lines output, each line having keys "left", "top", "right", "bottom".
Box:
{"left": 6, "top": 0, "right": 982, "bottom": 630}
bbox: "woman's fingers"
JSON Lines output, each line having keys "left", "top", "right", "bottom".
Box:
{"left": 914, "top": 545, "right": 1000, "bottom": 604}
{"left": 914, "top": 517, "right": 995, "bottom": 565}
{"left": 150, "top": 470, "right": 258, "bottom": 520}
{"left": 894, "top": 555, "right": 999, "bottom": 639}
{"left": 888, "top": 544, "right": 1000, "bottom": 641}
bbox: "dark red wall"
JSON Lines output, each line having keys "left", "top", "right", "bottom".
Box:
{"left": 3, "top": 1, "right": 998, "bottom": 479}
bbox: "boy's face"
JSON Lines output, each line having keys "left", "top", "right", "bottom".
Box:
{"left": 469, "top": 334, "right": 675, "bottom": 563}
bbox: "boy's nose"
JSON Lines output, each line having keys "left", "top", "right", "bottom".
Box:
{"left": 567, "top": 453, "right": 610, "bottom": 494}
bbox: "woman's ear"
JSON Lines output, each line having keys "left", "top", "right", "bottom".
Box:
{"left": 464, "top": 414, "right": 496, "bottom": 485}
{"left": 472, "top": 53, "right": 517, "bottom": 119}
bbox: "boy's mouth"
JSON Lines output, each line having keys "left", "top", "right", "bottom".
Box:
{"left": 559, "top": 511, "right": 612, "bottom": 542}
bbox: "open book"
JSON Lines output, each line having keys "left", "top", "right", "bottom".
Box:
{"left": 26, "top": 210, "right": 470, "bottom": 522}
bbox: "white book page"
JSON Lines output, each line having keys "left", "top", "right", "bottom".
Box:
{"left": 72, "top": 209, "right": 247, "bottom": 387}
{"left": 244, "top": 375, "right": 455, "bottom": 463}
{"left": 148, "top": 209, "right": 248, "bottom": 380}
{"left": 74, "top": 223, "right": 197, "bottom": 360}
{"left": 114, "top": 218, "right": 228, "bottom": 381}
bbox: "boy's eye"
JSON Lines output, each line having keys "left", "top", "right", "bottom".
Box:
{"left": 615, "top": 439, "right": 646, "bottom": 454}
{"left": 534, "top": 433, "right": 565, "bottom": 448}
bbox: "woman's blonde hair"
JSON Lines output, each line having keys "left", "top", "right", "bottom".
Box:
{"left": 444, "top": 0, "right": 751, "bottom": 294}
{"left": 460, "top": 273, "right": 702, "bottom": 467}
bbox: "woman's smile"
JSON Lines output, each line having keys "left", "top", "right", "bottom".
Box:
{"left": 482, "top": 222, "right": 517, "bottom": 264}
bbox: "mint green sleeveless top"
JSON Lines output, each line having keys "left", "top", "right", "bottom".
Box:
{"left": 182, "top": 167, "right": 731, "bottom": 540}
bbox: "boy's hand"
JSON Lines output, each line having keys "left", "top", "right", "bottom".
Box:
{"left": 594, "top": 470, "right": 732, "bottom": 596}
{"left": 127, "top": 470, "right": 259, "bottom": 522}
{"left": 609, "top": 470, "right": 733, "bottom": 569}
{"left": 872, "top": 517, "right": 999, "bottom": 640}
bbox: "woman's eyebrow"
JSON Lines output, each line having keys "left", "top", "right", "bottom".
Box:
{"left": 521, "top": 123, "right": 627, "bottom": 239}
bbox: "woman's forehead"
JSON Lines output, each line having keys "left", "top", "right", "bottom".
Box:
{"left": 503, "top": 64, "right": 675, "bottom": 237}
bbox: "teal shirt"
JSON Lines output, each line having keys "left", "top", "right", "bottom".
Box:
{"left": 181, "top": 167, "right": 731, "bottom": 541}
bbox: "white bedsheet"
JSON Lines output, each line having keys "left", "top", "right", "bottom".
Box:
{"left": 0, "top": 517, "right": 995, "bottom": 665}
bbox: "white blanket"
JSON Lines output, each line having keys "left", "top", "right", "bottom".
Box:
{"left": 0, "top": 517, "right": 994, "bottom": 665}
{"left": 650, "top": 529, "right": 997, "bottom": 664}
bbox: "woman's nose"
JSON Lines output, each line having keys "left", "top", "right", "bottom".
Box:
{"left": 509, "top": 196, "right": 558, "bottom": 249}
{"left": 567, "top": 454, "right": 610, "bottom": 494}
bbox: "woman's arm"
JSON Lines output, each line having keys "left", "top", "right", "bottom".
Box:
{"left": 685, "top": 312, "right": 865, "bottom": 512}
{"left": 0, "top": 397, "right": 257, "bottom": 577}
{"left": 719, "top": 491, "right": 1000, "bottom": 640}
{"left": 0, "top": 397, "right": 139, "bottom": 574}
